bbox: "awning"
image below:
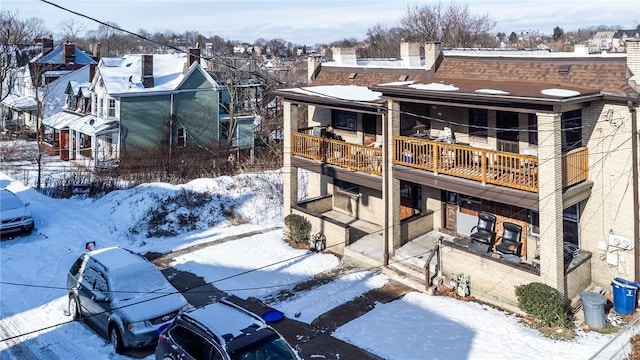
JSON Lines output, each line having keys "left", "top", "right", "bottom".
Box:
{"left": 1, "top": 94, "right": 37, "bottom": 111}
{"left": 69, "top": 116, "right": 119, "bottom": 136}
{"left": 42, "top": 111, "right": 83, "bottom": 130}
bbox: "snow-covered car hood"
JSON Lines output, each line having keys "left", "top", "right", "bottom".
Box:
{"left": 0, "top": 206, "right": 28, "bottom": 221}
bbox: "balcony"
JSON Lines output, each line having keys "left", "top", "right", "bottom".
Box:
{"left": 292, "top": 133, "right": 383, "bottom": 176}
{"left": 291, "top": 133, "right": 589, "bottom": 192}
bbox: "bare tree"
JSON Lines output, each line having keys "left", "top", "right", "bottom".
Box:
{"left": 365, "top": 23, "right": 408, "bottom": 58}
{"left": 400, "top": 2, "right": 497, "bottom": 48}
{"left": 57, "top": 18, "right": 86, "bottom": 43}
{"left": 1, "top": 11, "right": 49, "bottom": 104}
{"left": 85, "top": 22, "right": 125, "bottom": 57}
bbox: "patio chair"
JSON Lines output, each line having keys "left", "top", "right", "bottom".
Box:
{"left": 495, "top": 222, "right": 523, "bottom": 256}
{"left": 469, "top": 212, "right": 496, "bottom": 252}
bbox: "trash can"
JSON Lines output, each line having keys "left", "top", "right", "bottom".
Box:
{"left": 580, "top": 292, "right": 607, "bottom": 329}
{"left": 611, "top": 278, "right": 640, "bottom": 315}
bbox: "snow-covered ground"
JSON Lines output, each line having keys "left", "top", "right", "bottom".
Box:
{"left": 0, "top": 155, "right": 638, "bottom": 359}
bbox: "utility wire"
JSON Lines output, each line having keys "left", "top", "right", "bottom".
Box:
{"left": 0, "top": 134, "right": 634, "bottom": 342}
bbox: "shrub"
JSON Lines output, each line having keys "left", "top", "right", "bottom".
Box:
{"left": 284, "top": 214, "right": 311, "bottom": 245}
{"left": 515, "top": 282, "right": 573, "bottom": 328}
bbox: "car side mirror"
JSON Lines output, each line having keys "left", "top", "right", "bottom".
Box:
{"left": 91, "top": 293, "right": 109, "bottom": 302}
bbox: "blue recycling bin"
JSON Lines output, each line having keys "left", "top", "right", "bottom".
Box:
{"left": 611, "top": 278, "right": 640, "bottom": 315}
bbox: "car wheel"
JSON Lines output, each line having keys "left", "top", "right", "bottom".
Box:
{"left": 109, "top": 325, "right": 125, "bottom": 354}
{"left": 68, "top": 295, "right": 81, "bottom": 320}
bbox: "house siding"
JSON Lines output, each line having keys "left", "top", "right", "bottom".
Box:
{"left": 120, "top": 95, "right": 171, "bottom": 152}
{"left": 173, "top": 90, "right": 219, "bottom": 147}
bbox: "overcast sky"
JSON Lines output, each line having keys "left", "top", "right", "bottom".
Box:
{"left": 5, "top": 0, "right": 640, "bottom": 45}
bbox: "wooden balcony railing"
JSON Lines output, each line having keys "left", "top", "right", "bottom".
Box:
{"left": 291, "top": 133, "right": 589, "bottom": 193}
{"left": 292, "top": 133, "right": 383, "bottom": 176}
{"left": 562, "top": 147, "right": 589, "bottom": 187}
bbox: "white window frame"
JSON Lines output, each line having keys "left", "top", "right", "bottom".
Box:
{"left": 107, "top": 98, "right": 116, "bottom": 117}
{"left": 177, "top": 126, "right": 186, "bottom": 148}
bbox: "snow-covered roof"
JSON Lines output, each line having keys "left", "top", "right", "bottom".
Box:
{"left": 69, "top": 117, "right": 118, "bottom": 136}
{"left": 1, "top": 94, "right": 37, "bottom": 111}
{"left": 42, "top": 111, "right": 83, "bottom": 129}
{"left": 35, "top": 44, "right": 97, "bottom": 65}
{"left": 279, "top": 85, "right": 382, "bottom": 102}
{"left": 94, "top": 53, "right": 217, "bottom": 96}
{"left": 41, "top": 65, "right": 94, "bottom": 118}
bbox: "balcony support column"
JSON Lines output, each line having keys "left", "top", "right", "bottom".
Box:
{"left": 386, "top": 100, "right": 402, "bottom": 257}
{"left": 536, "top": 111, "right": 566, "bottom": 298}
{"left": 283, "top": 101, "right": 298, "bottom": 215}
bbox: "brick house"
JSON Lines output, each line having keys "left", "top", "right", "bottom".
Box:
{"left": 276, "top": 41, "right": 640, "bottom": 308}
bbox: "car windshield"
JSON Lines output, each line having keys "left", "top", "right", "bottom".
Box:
{"left": 229, "top": 333, "right": 297, "bottom": 360}
{"left": 1, "top": 193, "right": 23, "bottom": 210}
{"left": 110, "top": 265, "right": 171, "bottom": 302}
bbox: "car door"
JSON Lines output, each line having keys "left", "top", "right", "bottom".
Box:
{"left": 77, "top": 261, "right": 111, "bottom": 332}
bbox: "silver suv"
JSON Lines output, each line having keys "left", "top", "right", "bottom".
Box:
{"left": 155, "top": 300, "right": 300, "bottom": 360}
{"left": 67, "top": 246, "right": 189, "bottom": 354}
{"left": 0, "top": 189, "right": 34, "bottom": 236}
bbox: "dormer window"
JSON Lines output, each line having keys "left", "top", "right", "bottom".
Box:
{"left": 348, "top": 73, "right": 357, "bottom": 79}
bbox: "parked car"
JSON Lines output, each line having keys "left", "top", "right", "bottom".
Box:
{"left": 0, "top": 189, "right": 34, "bottom": 236}
{"left": 155, "top": 300, "right": 300, "bottom": 360}
{"left": 67, "top": 246, "right": 189, "bottom": 354}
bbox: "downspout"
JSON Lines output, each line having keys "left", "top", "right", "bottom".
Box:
{"left": 630, "top": 100, "right": 639, "bottom": 283}
{"left": 169, "top": 93, "right": 174, "bottom": 159}
{"left": 383, "top": 111, "right": 389, "bottom": 266}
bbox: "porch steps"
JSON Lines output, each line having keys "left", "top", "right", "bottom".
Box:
{"left": 383, "top": 246, "right": 439, "bottom": 293}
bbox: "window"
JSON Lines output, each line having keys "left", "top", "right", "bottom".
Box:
{"left": 68, "top": 95, "right": 77, "bottom": 110}
{"left": 334, "top": 179, "right": 358, "bottom": 194}
{"left": 177, "top": 126, "right": 186, "bottom": 148}
{"left": 332, "top": 110, "right": 357, "bottom": 132}
{"left": 399, "top": 102, "right": 430, "bottom": 135}
{"left": 362, "top": 113, "right": 379, "bottom": 135}
{"left": 80, "top": 134, "right": 91, "bottom": 149}
{"left": 168, "top": 326, "right": 223, "bottom": 360}
{"left": 98, "top": 97, "right": 103, "bottom": 117}
{"left": 563, "top": 204, "right": 580, "bottom": 246}
{"left": 93, "top": 95, "right": 97, "bottom": 114}
{"left": 400, "top": 182, "right": 422, "bottom": 211}
{"left": 562, "top": 109, "right": 582, "bottom": 152}
{"left": 469, "top": 109, "right": 488, "bottom": 138}
{"left": 528, "top": 113, "right": 538, "bottom": 145}
{"left": 81, "top": 266, "right": 108, "bottom": 295}
{"left": 108, "top": 99, "right": 116, "bottom": 117}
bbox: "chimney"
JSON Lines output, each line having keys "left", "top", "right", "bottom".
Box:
{"left": 573, "top": 44, "right": 589, "bottom": 55}
{"left": 401, "top": 42, "right": 421, "bottom": 67}
{"left": 187, "top": 48, "right": 201, "bottom": 68}
{"left": 141, "top": 54, "right": 154, "bottom": 88}
{"left": 41, "top": 37, "right": 54, "bottom": 55}
{"left": 307, "top": 55, "right": 321, "bottom": 83}
{"left": 627, "top": 39, "right": 640, "bottom": 86}
{"left": 92, "top": 42, "right": 101, "bottom": 60}
{"left": 88, "top": 63, "right": 96, "bottom": 82}
{"left": 332, "top": 47, "right": 357, "bottom": 65}
{"left": 425, "top": 41, "right": 442, "bottom": 71}
{"left": 63, "top": 42, "right": 76, "bottom": 64}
